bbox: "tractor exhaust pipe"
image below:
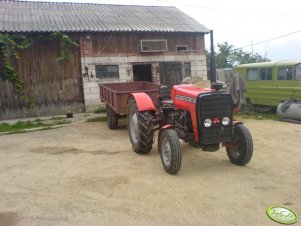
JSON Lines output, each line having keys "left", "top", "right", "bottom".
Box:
{"left": 209, "top": 30, "right": 222, "bottom": 91}
{"left": 210, "top": 30, "right": 216, "bottom": 85}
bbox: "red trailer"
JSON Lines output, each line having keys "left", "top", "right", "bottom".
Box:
{"left": 99, "top": 81, "right": 160, "bottom": 129}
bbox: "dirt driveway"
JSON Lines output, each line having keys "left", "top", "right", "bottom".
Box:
{"left": 0, "top": 116, "right": 300, "bottom": 226}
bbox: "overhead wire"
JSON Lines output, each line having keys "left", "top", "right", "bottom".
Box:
{"left": 238, "top": 30, "right": 301, "bottom": 49}
{"left": 155, "top": 0, "right": 301, "bottom": 49}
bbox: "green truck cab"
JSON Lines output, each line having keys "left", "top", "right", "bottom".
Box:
{"left": 234, "top": 61, "right": 301, "bottom": 107}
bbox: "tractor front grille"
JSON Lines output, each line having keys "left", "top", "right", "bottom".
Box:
{"left": 196, "top": 92, "right": 233, "bottom": 145}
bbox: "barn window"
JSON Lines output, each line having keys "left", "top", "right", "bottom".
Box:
{"left": 177, "top": 46, "right": 188, "bottom": 52}
{"left": 140, "top": 40, "right": 168, "bottom": 52}
{"left": 184, "top": 62, "right": 191, "bottom": 77}
{"left": 95, "top": 65, "right": 119, "bottom": 79}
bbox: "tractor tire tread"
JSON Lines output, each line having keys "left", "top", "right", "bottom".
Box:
{"left": 227, "top": 123, "right": 253, "bottom": 165}
{"left": 128, "top": 98, "right": 154, "bottom": 154}
{"left": 159, "top": 129, "right": 181, "bottom": 174}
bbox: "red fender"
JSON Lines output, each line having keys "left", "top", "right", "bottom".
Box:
{"left": 232, "top": 120, "right": 242, "bottom": 125}
{"left": 222, "top": 120, "right": 243, "bottom": 147}
{"left": 157, "top": 124, "right": 174, "bottom": 152}
{"left": 129, "top": 92, "right": 156, "bottom": 111}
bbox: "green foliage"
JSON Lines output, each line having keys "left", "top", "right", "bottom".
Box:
{"left": 0, "top": 117, "right": 71, "bottom": 134}
{"left": 0, "top": 32, "right": 79, "bottom": 108}
{"left": 87, "top": 116, "right": 107, "bottom": 122}
{"left": 0, "top": 34, "right": 32, "bottom": 60}
{"left": 0, "top": 34, "right": 31, "bottom": 98}
{"left": 94, "top": 106, "right": 107, "bottom": 114}
{"left": 51, "top": 32, "right": 79, "bottom": 61}
{"left": 50, "top": 116, "right": 66, "bottom": 120}
{"left": 215, "top": 42, "right": 235, "bottom": 68}
{"left": 207, "top": 42, "right": 270, "bottom": 69}
{"left": 0, "top": 120, "right": 44, "bottom": 133}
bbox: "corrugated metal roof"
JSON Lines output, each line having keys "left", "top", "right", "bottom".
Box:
{"left": 0, "top": 1, "right": 209, "bottom": 33}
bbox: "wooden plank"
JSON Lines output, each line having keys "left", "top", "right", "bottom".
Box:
{"left": 0, "top": 36, "right": 84, "bottom": 120}
{"left": 91, "top": 32, "right": 204, "bottom": 55}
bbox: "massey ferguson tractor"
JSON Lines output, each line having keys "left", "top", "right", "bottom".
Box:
{"left": 126, "top": 82, "right": 253, "bottom": 174}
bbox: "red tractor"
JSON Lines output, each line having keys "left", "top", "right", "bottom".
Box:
{"left": 127, "top": 82, "right": 253, "bottom": 174}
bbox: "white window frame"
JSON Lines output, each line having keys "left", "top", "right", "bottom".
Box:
{"left": 140, "top": 39, "right": 168, "bottom": 52}
{"left": 176, "top": 45, "right": 188, "bottom": 53}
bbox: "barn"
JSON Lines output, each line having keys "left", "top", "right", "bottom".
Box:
{"left": 0, "top": 0, "right": 209, "bottom": 119}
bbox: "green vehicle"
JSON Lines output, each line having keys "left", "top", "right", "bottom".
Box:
{"left": 234, "top": 60, "right": 301, "bottom": 108}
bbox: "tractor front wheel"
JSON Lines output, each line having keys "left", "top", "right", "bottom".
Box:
{"left": 159, "top": 129, "right": 182, "bottom": 174}
{"left": 226, "top": 124, "right": 253, "bottom": 165}
{"left": 127, "top": 98, "right": 154, "bottom": 154}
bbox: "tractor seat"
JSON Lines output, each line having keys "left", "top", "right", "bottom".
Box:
{"left": 161, "top": 99, "right": 174, "bottom": 105}
{"left": 160, "top": 86, "right": 172, "bottom": 100}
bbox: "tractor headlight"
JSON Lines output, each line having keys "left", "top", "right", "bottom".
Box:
{"left": 204, "top": 119, "right": 212, "bottom": 127}
{"left": 222, "top": 117, "right": 230, "bottom": 126}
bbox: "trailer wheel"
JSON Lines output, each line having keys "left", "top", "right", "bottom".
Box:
{"left": 106, "top": 105, "right": 118, "bottom": 129}
{"left": 226, "top": 124, "right": 253, "bottom": 165}
{"left": 159, "top": 129, "right": 182, "bottom": 174}
{"left": 127, "top": 98, "right": 154, "bottom": 154}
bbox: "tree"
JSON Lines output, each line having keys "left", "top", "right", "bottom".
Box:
{"left": 206, "top": 42, "right": 270, "bottom": 69}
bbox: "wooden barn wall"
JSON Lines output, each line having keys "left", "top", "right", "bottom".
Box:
{"left": 0, "top": 38, "right": 84, "bottom": 120}
{"left": 90, "top": 32, "right": 205, "bottom": 55}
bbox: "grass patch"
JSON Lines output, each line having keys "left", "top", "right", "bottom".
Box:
{"left": 0, "top": 117, "right": 71, "bottom": 134}
{"left": 94, "top": 106, "right": 107, "bottom": 114}
{"left": 50, "top": 116, "right": 66, "bottom": 120}
{"left": 0, "top": 121, "right": 45, "bottom": 133}
{"left": 87, "top": 116, "right": 107, "bottom": 122}
{"left": 234, "top": 111, "right": 279, "bottom": 120}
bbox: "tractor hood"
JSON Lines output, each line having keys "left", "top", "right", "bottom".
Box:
{"left": 172, "top": 84, "right": 212, "bottom": 99}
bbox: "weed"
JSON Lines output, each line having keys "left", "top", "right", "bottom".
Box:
{"left": 0, "top": 117, "right": 70, "bottom": 134}
{"left": 87, "top": 116, "right": 107, "bottom": 122}
{"left": 50, "top": 116, "right": 66, "bottom": 120}
{"left": 94, "top": 107, "right": 106, "bottom": 114}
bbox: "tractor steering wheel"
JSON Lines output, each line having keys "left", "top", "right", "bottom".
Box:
{"left": 167, "top": 81, "right": 189, "bottom": 89}
{"left": 160, "top": 82, "right": 189, "bottom": 100}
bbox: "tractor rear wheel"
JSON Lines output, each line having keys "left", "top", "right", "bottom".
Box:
{"left": 226, "top": 124, "right": 253, "bottom": 165}
{"left": 106, "top": 105, "right": 118, "bottom": 129}
{"left": 159, "top": 129, "right": 182, "bottom": 174}
{"left": 127, "top": 98, "right": 154, "bottom": 154}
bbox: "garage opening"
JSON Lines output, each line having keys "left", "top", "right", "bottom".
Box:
{"left": 133, "top": 64, "right": 152, "bottom": 82}
{"left": 160, "top": 62, "right": 182, "bottom": 85}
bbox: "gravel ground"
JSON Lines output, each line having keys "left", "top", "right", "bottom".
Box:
{"left": 0, "top": 115, "right": 300, "bottom": 226}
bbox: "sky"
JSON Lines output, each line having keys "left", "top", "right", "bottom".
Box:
{"left": 24, "top": 0, "right": 301, "bottom": 61}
